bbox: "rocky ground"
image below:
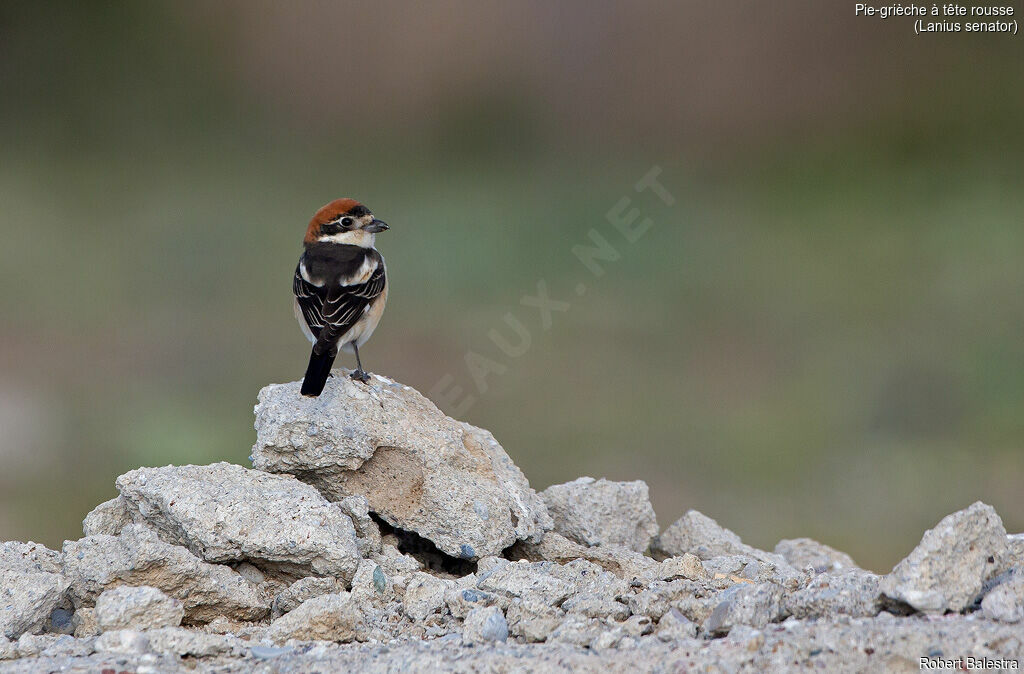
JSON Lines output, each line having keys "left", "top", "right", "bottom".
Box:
{"left": 2, "top": 372, "right": 1023, "bottom": 673}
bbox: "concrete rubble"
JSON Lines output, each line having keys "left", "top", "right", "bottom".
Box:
{"left": 0, "top": 372, "right": 1021, "bottom": 671}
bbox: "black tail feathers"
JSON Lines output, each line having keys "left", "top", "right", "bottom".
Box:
{"left": 301, "top": 348, "right": 337, "bottom": 397}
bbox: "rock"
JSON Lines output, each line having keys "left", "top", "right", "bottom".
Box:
{"left": 505, "top": 598, "right": 563, "bottom": 642}
{"left": 337, "top": 495, "right": 383, "bottom": 558}
{"left": 655, "top": 608, "right": 698, "bottom": 641}
{"left": 251, "top": 378, "right": 552, "bottom": 559}
{"left": 774, "top": 538, "right": 858, "bottom": 574}
{"left": 785, "top": 568, "right": 882, "bottom": 619}
{"left": 268, "top": 593, "right": 365, "bottom": 644}
{"left": 477, "top": 561, "right": 576, "bottom": 607}
{"left": 561, "top": 594, "right": 629, "bottom": 621}
{"left": 46, "top": 607, "right": 75, "bottom": 635}
{"left": 654, "top": 554, "right": 709, "bottom": 582}
{"left": 350, "top": 560, "right": 397, "bottom": 610}
{"left": 145, "top": 627, "right": 246, "bottom": 657}
{"left": 375, "top": 544, "right": 422, "bottom": 577}
{"left": 0, "top": 637, "right": 16, "bottom": 660}
{"left": 62, "top": 524, "right": 269, "bottom": 623}
{"left": 445, "top": 586, "right": 498, "bottom": 620}
{"left": 1006, "top": 534, "right": 1024, "bottom": 564}
{"left": 879, "top": 502, "right": 1007, "bottom": 613}
{"left": 94, "top": 629, "right": 150, "bottom": 655}
{"left": 114, "top": 462, "right": 361, "bottom": 581}
{"left": 654, "top": 510, "right": 787, "bottom": 570}
{"left": 547, "top": 615, "right": 607, "bottom": 647}
{"left": 403, "top": 572, "right": 452, "bottom": 621}
{"left": 82, "top": 497, "right": 132, "bottom": 537}
{"left": 462, "top": 606, "right": 508, "bottom": 643}
{"left": 15, "top": 633, "right": 94, "bottom": 659}
{"left": 703, "top": 583, "right": 786, "bottom": 635}
{"left": 71, "top": 608, "right": 98, "bottom": 638}
{"left": 981, "top": 569, "right": 1024, "bottom": 623}
{"left": 272, "top": 576, "right": 344, "bottom": 618}
{"left": 627, "top": 579, "right": 715, "bottom": 621}
{"left": 510, "top": 532, "right": 658, "bottom": 579}
{"left": 0, "top": 541, "right": 69, "bottom": 640}
{"left": 701, "top": 554, "right": 805, "bottom": 591}
{"left": 94, "top": 585, "right": 183, "bottom": 631}
{"left": 540, "top": 477, "right": 658, "bottom": 553}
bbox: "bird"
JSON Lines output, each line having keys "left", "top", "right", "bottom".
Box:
{"left": 293, "top": 198, "right": 390, "bottom": 396}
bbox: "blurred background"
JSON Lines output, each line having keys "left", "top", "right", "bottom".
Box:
{"left": 1, "top": 1, "right": 1022, "bottom": 572}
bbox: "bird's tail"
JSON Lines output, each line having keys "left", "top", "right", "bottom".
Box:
{"left": 301, "top": 347, "right": 337, "bottom": 397}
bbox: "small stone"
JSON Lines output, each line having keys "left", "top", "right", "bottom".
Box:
{"left": 72, "top": 608, "right": 98, "bottom": 638}
{"left": 981, "top": 571, "right": 1024, "bottom": 623}
{"left": 540, "top": 477, "right": 659, "bottom": 553}
{"left": 774, "top": 538, "right": 859, "bottom": 574}
{"left": 879, "top": 502, "right": 1008, "bottom": 613}
{"left": 548, "top": 615, "right": 606, "bottom": 647}
{"left": 703, "top": 583, "right": 786, "bottom": 635}
{"left": 462, "top": 606, "right": 508, "bottom": 643}
{"left": 656, "top": 607, "right": 698, "bottom": 641}
{"left": 46, "top": 607, "right": 75, "bottom": 635}
{"left": 403, "top": 572, "right": 451, "bottom": 621}
{"left": 620, "top": 614, "right": 654, "bottom": 638}
{"left": 82, "top": 497, "right": 132, "bottom": 537}
{"left": 272, "top": 576, "right": 344, "bottom": 618}
{"left": 0, "top": 637, "right": 16, "bottom": 661}
{"left": 785, "top": 568, "right": 882, "bottom": 620}
{"left": 477, "top": 561, "right": 575, "bottom": 607}
{"left": 337, "top": 495, "right": 383, "bottom": 558}
{"left": 656, "top": 554, "right": 709, "bottom": 582}
{"left": 654, "top": 511, "right": 788, "bottom": 570}
{"left": 561, "top": 595, "right": 630, "bottom": 621}
{"left": 95, "top": 585, "right": 183, "bottom": 632}
{"left": 0, "top": 541, "right": 69, "bottom": 640}
{"left": 251, "top": 644, "right": 294, "bottom": 659}
{"left": 94, "top": 629, "right": 151, "bottom": 655}
{"left": 145, "top": 627, "right": 246, "bottom": 657}
{"left": 268, "top": 593, "right": 365, "bottom": 644}
{"left": 506, "top": 598, "right": 563, "bottom": 642}
{"left": 1006, "top": 534, "right": 1024, "bottom": 565}
{"left": 445, "top": 586, "right": 498, "bottom": 620}
{"left": 511, "top": 532, "right": 657, "bottom": 579}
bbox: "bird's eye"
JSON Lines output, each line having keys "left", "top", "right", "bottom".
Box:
{"left": 341, "top": 217, "right": 354, "bottom": 227}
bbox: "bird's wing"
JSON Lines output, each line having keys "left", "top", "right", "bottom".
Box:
{"left": 317, "top": 263, "right": 387, "bottom": 347}
{"left": 293, "top": 264, "right": 327, "bottom": 339}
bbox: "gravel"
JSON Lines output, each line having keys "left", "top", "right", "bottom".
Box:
{"left": 1, "top": 374, "right": 1021, "bottom": 671}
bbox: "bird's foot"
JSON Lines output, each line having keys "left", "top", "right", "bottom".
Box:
{"left": 351, "top": 369, "right": 371, "bottom": 383}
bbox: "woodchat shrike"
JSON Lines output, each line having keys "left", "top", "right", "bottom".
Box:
{"left": 293, "top": 198, "right": 389, "bottom": 396}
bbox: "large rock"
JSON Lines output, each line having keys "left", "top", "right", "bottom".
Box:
{"left": 114, "top": 462, "right": 360, "bottom": 581}
{"left": 94, "top": 585, "right": 183, "bottom": 632}
{"left": 251, "top": 377, "right": 552, "bottom": 560}
{"left": 540, "top": 477, "right": 658, "bottom": 553}
{"left": 0, "top": 542, "right": 69, "bottom": 640}
{"left": 62, "top": 524, "right": 268, "bottom": 623}
{"left": 880, "top": 502, "right": 1007, "bottom": 613}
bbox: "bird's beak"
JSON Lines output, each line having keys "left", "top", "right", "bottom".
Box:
{"left": 364, "top": 219, "right": 389, "bottom": 233}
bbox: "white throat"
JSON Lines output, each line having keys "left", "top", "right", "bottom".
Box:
{"left": 318, "top": 230, "right": 376, "bottom": 248}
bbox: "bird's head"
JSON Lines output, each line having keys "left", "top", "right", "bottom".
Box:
{"left": 304, "top": 198, "right": 389, "bottom": 247}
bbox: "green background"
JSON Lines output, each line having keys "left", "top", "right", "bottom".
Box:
{"left": 2, "top": 2, "right": 1022, "bottom": 572}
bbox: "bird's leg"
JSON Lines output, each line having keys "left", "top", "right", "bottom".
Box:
{"left": 351, "top": 343, "right": 371, "bottom": 383}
